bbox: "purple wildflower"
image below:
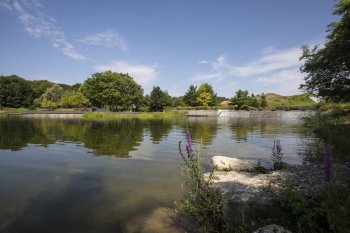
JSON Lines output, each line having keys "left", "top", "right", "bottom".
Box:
{"left": 186, "top": 128, "right": 193, "bottom": 152}
{"left": 276, "top": 140, "right": 282, "bottom": 155}
{"left": 324, "top": 144, "right": 333, "bottom": 183}
{"left": 272, "top": 139, "right": 283, "bottom": 170}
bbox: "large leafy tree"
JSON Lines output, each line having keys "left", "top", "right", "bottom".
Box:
{"left": 60, "top": 90, "right": 89, "bottom": 108}
{"left": 183, "top": 85, "right": 198, "bottom": 107}
{"left": 81, "top": 71, "right": 143, "bottom": 111}
{"left": 196, "top": 83, "right": 217, "bottom": 106}
{"left": 0, "top": 75, "right": 35, "bottom": 107}
{"left": 30, "top": 80, "right": 54, "bottom": 100}
{"left": 35, "top": 84, "right": 64, "bottom": 108}
{"left": 149, "top": 86, "right": 171, "bottom": 111}
{"left": 231, "top": 89, "right": 253, "bottom": 109}
{"left": 300, "top": 0, "right": 350, "bottom": 102}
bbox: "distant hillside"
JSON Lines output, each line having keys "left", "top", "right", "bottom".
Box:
{"left": 219, "top": 93, "right": 317, "bottom": 110}
{"left": 259, "top": 93, "right": 316, "bottom": 110}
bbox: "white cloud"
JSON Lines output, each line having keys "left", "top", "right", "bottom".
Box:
{"left": 256, "top": 69, "right": 304, "bottom": 95}
{"left": 95, "top": 61, "right": 158, "bottom": 86}
{"left": 9, "top": 0, "right": 85, "bottom": 60}
{"left": 192, "top": 46, "right": 305, "bottom": 95}
{"left": 193, "top": 47, "right": 302, "bottom": 81}
{"left": 0, "top": 0, "right": 13, "bottom": 10}
{"left": 78, "top": 29, "right": 127, "bottom": 51}
{"left": 198, "top": 60, "right": 209, "bottom": 64}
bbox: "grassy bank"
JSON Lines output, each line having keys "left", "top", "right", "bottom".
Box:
{"left": 83, "top": 111, "right": 187, "bottom": 120}
{"left": 0, "top": 107, "right": 28, "bottom": 114}
{"left": 263, "top": 93, "right": 317, "bottom": 110}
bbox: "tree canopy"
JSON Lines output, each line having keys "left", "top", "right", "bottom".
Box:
{"left": 60, "top": 90, "right": 89, "bottom": 108}
{"left": 35, "top": 84, "right": 64, "bottom": 108}
{"left": 81, "top": 71, "right": 143, "bottom": 111}
{"left": 231, "top": 89, "right": 252, "bottom": 109}
{"left": 149, "top": 86, "right": 171, "bottom": 111}
{"left": 196, "top": 83, "right": 217, "bottom": 106}
{"left": 183, "top": 85, "right": 198, "bottom": 107}
{"left": 300, "top": 0, "right": 350, "bottom": 102}
{"left": 0, "top": 75, "right": 35, "bottom": 107}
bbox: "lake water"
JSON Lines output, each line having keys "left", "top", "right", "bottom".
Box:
{"left": 0, "top": 115, "right": 315, "bottom": 232}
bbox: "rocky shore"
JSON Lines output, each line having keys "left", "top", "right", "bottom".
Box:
{"left": 206, "top": 156, "right": 350, "bottom": 232}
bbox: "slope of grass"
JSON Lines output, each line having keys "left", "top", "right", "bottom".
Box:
{"left": 263, "top": 93, "right": 316, "bottom": 110}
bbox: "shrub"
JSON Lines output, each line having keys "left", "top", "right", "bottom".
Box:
{"left": 176, "top": 127, "right": 226, "bottom": 233}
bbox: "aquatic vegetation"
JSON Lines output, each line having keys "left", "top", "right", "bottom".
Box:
{"left": 272, "top": 138, "right": 283, "bottom": 170}
{"left": 176, "top": 126, "right": 226, "bottom": 233}
{"left": 324, "top": 144, "right": 333, "bottom": 183}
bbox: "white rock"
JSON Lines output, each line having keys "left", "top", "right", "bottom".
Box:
{"left": 253, "top": 224, "right": 292, "bottom": 233}
{"left": 212, "top": 156, "right": 255, "bottom": 171}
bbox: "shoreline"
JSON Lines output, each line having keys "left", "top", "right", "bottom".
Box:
{"left": 2, "top": 110, "right": 311, "bottom": 120}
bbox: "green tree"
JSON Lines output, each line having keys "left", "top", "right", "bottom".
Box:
{"left": 149, "top": 86, "right": 172, "bottom": 112}
{"left": 35, "top": 84, "right": 64, "bottom": 108}
{"left": 0, "top": 75, "right": 35, "bottom": 107}
{"left": 183, "top": 85, "right": 198, "bottom": 107}
{"left": 30, "top": 80, "right": 54, "bottom": 100}
{"left": 261, "top": 94, "right": 268, "bottom": 108}
{"left": 300, "top": 0, "right": 350, "bottom": 102}
{"left": 252, "top": 98, "right": 260, "bottom": 108}
{"left": 171, "top": 96, "right": 184, "bottom": 107}
{"left": 60, "top": 90, "right": 89, "bottom": 108}
{"left": 231, "top": 89, "right": 252, "bottom": 109}
{"left": 196, "top": 83, "right": 217, "bottom": 106}
{"left": 81, "top": 71, "right": 143, "bottom": 111}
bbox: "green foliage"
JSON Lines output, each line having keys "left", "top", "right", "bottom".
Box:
{"left": 176, "top": 138, "right": 226, "bottom": 233}
{"left": 149, "top": 86, "right": 171, "bottom": 112}
{"left": 176, "top": 105, "right": 218, "bottom": 110}
{"left": 83, "top": 111, "right": 186, "bottom": 120}
{"left": 60, "top": 90, "right": 89, "bottom": 108}
{"left": 0, "top": 75, "right": 35, "bottom": 107}
{"left": 231, "top": 89, "right": 253, "bottom": 110}
{"left": 280, "top": 181, "right": 350, "bottom": 233}
{"left": 171, "top": 96, "right": 185, "bottom": 107}
{"left": 300, "top": 0, "right": 350, "bottom": 102}
{"left": 196, "top": 83, "right": 217, "bottom": 107}
{"left": 81, "top": 71, "right": 143, "bottom": 111}
{"left": 260, "top": 94, "right": 268, "bottom": 108}
{"left": 183, "top": 85, "right": 199, "bottom": 107}
{"left": 303, "top": 111, "right": 350, "bottom": 162}
{"left": 35, "top": 84, "right": 64, "bottom": 108}
{"left": 30, "top": 80, "right": 54, "bottom": 99}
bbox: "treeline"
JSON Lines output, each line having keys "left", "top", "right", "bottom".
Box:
{"left": 0, "top": 75, "right": 81, "bottom": 108}
{"left": 0, "top": 72, "right": 268, "bottom": 111}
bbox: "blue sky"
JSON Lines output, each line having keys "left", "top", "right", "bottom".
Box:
{"left": 0, "top": 0, "right": 337, "bottom": 97}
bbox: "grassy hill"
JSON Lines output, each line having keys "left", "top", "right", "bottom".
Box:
{"left": 219, "top": 93, "right": 317, "bottom": 110}
{"left": 260, "top": 93, "right": 316, "bottom": 110}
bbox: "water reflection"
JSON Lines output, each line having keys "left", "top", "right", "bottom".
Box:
{"left": 0, "top": 116, "right": 319, "bottom": 232}
{"left": 0, "top": 118, "right": 178, "bottom": 157}
{"left": 148, "top": 119, "right": 173, "bottom": 144}
{"left": 186, "top": 117, "right": 219, "bottom": 145}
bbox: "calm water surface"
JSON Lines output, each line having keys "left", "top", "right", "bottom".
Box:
{"left": 0, "top": 116, "right": 314, "bottom": 232}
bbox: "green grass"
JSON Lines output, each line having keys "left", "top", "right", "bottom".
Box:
{"left": 82, "top": 111, "right": 187, "bottom": 120}
{"left": 0, "top": 107, "right": 28, "bottom": 115}
{"left": 262, "top": 93, "right": 317, "bottom": 110}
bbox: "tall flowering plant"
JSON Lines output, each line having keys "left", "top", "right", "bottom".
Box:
{"left": 324, "top": 144, "right": 333, "bottom": 183}
{"left": 176, "top": 125, "right": 226, "bottom": 233}
{"left": 272, "top": 139, "right": 283, "bottom": 170}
